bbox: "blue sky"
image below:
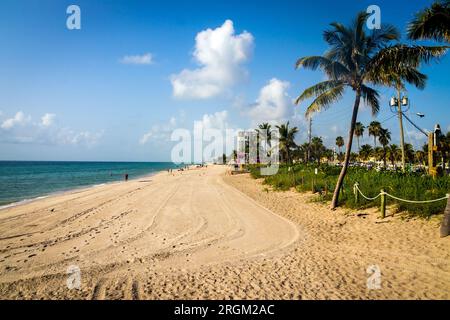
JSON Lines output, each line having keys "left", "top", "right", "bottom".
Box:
{"left": 0, "top": 0, "right": 449, "bottom": 161}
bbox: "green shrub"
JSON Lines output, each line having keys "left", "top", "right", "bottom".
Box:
{"left": 248, "top": 164, "right": 450, "bottom": 218}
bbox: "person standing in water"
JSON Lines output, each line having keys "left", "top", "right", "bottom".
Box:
{"left": 125, "top": 173, "right": 129, "bottom": 181}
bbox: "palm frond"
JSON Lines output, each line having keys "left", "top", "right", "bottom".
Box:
{"left": 295, "top": 80, "right": 344, "bottom": 105}
{"left": 407, "top": 1, "right": 450, "bottom": 42}
{"left": 360, "top": 85, "right": 380, "bottom": 115}
{"left": 305, "top": 85, "right": 345, "bottom": 117}
{"left": 295, "top": 56, "right": 332, "bottom": 70}
{"left": 366, "top": 44, "right": 448, "bottom": 88}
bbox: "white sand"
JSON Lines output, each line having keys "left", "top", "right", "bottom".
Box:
{"left": 0, "top": 165, "right": 449, "bottom": 299}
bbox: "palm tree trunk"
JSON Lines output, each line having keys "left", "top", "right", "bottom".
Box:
{"left": 383, "top": 147, "right": 387, "bottom": 167}
{"left": 440, "top": 196, "right": 450, "bottom": 237}
{"left": 331, "top": 91, "right": 361, "bottom": 210}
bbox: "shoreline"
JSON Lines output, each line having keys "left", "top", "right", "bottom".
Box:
{"left": 0, "top": 165, "right": 176, "bottom": 212}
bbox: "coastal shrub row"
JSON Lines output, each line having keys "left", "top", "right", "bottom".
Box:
{"left": 248, "top": 164, "right": 450, "bottom": 218}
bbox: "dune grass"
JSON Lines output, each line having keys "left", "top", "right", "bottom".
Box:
{"left": 249, "top": 164, "right": 450, "bottom": 218}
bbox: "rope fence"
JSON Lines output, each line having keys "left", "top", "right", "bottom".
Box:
{"left": 353, "top": 182, "right": 450, "bottom": 219}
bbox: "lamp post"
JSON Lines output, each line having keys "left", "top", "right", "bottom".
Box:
{"left": 390, "top": 91, "right": 409, "bottom": 172}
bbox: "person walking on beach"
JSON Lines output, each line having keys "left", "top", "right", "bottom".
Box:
{"left": 125, "top": 173, "right": 129, "bottom": 181}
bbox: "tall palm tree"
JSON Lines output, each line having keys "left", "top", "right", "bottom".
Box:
{"left": 295, "top": 12, "right": 447, "bottom": 209}
{"left": 408, "top": 0, "right": 450, "bottom": 43}
{"left": 275, "top": 122, "right": 298, "bottom": 164}
{"left": 368, "top": 121, "right": 382, "bottom": 147}
{"left": 295, "top": 13, "right": 395, "bottom": 209}
{"left": 335, "top": 136, "right": 344, "bottom": 158}
{"left": 354, "top": 122, "right": 365, "bottom": 150}
{"left": 378, "top": 128, "right": 391, "bottom": 167}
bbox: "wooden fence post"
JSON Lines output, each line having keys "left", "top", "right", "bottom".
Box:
{"left": 380, "top": 189, "right": 386, "bottom": 219}
{"left": 354, "top": 183, "right": 359, "bottom": 205}
{"left": 440, "top": 195, "right": 450, "bottom": 238}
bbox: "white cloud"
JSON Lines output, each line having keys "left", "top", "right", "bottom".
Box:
{"left": 140, "top": 117, "right": 179, "bottom": 145}
{"left": 0, "top": 111, "right": 103, "bottom": 147}
{"left": 199, "top": 110, "right": 229, "bottom": 130}
{"left": 171, "top": 20, "right": 254, "bottom": 99}
{"left": 246, "top": 78, "right": 293, "bottom": 125}
{"left": 120, "top": 53, "right": 153, "bottom": 65}
{"left": 140, "top": 110, "right": 234, "bottom": 144}
{"left": 41, "top": 113, "right": 56, "bottom": 127}
{"left": 55, "top": 128, "right": 104, "bottom": 147}
{"left": 1, "top": 111, "right": 29, "bottom": 130}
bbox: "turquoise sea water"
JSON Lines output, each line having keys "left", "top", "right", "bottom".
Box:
{"left": 0, "top": 161, "right": 178, "bottom": 207}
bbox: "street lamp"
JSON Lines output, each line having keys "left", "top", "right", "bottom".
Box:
{"left": 389, "top": 96, "right": 409, "bottom": 107}
{"left": 389, "top": 94, "right": 409, "bottom": 172}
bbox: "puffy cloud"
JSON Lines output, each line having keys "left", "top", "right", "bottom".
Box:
{"left": 120, "top": 53, "right": 153, "bottom": 65}
{"left": 246, "top": 79, "right": 293, "bottom": 124}
{"left": 171, "top": 20, "right": 254, "bottom": 99}
{"left": 1, "top": 111, "right": 29, "bottom": 130}
{"left": 0, "top": 111, "right": 103, "bottom": 147}
{"left": 41, "top": 113, "right": 56, "bottom": 127}
{"left": 199, "top": 110, "right": 229, "bottom": 130}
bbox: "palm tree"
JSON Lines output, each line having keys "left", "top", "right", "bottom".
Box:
{"left": 387, "top": 144, "right": 400, "bottom": 167}
{"left": 275, "top": 122, "right": 298, "bottom": 164}
{"left": 373, "top": 147, "right": 384, "bottom": 163}
{"left": 295, "top": 12, "right": 447, "bottom": 209}
{"left": 294, "top": 13, "right": 396, "bottom": 208}
{"left": 408, "top": 0, "right": 450, "bottom": 43}
{"left": 354, "top": 122, "right": 365, "bottom": 150}
{"left": 299, "top": 143, "right": 310, "bottom": 163}
{"left": 311, "top": 136, "right": 325, "bottom": 165}
{"left": 368, "top": 121, "right": 382, "bottom": 147}
{"left": 256, "top": 123, "right": 273, "bottom": 163}
{"left": 378, "top": 128, "right": 391, "bottom": 167}
{"left": 404, "top": 143, "right": 415, "bottom": 164}
{"left": 415, "top": 150, "right": 427, "bottom": 166}
{"left": 335, "top": 136, "right": 344, "bottom": 153}
{"left": 359, "top": 144, "right": 373, "bottom": 161}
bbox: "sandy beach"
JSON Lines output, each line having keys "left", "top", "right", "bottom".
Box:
{"left": 0, "top": 165, "right": 449, "bottom": 299}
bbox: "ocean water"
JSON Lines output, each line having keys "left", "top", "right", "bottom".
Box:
{"left": 0, "top": 161, "right": 179, "bottom": 207}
